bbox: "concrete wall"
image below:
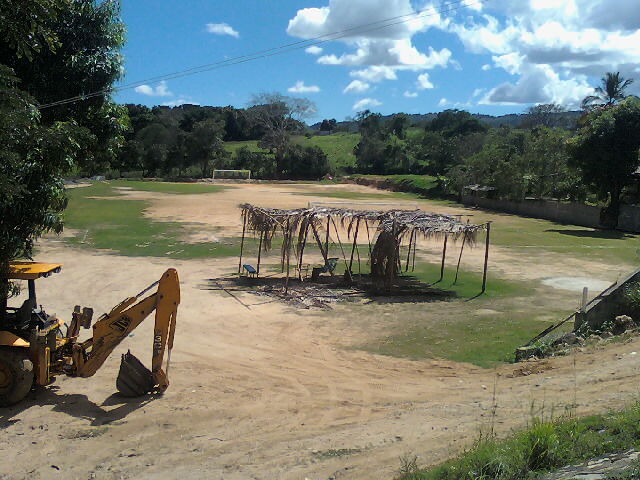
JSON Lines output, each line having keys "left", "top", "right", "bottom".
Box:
{"left": 574, "top": 267, "right": 640, "bottom": 331}
{"left": 461, "top": 195, "right": 640, "bottom": 233}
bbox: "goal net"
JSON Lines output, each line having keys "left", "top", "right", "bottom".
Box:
{"left": 308, "top": 200, "right": 419, "bottom": 211}
{"left": 212, "top": 169, "right": 251, "bottom": 180}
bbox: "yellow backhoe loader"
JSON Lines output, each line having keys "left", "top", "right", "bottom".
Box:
{"left": 0, "top": 262, "right": 180, "bottom": 406}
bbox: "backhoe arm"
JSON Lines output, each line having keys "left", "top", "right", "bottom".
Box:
{"left": 69, "top": 269, "right": 180, "bottom": 393}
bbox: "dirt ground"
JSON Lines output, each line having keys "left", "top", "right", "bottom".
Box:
{"left": 1, "top": 183, "right": 639, "bottom": 480}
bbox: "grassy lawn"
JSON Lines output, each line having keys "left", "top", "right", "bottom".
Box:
{"left": 64, "top": 182, "right": 241, "bottom": 259}
{"left": 360, "top": 263, "right": 540, "bottom": 368}
{"left": 292, "top": 132, "right": 360, "bottom": 171}
{"left": 400, "top": 402, "right": 640, "bottom": 479}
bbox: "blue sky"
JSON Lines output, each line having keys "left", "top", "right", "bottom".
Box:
{"left": 115, "top": 0, "right": 640, "bottom": 122}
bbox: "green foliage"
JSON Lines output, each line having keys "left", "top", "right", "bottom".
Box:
{"left": 401, "top": 402, "right": 640, "bottom": 480}
{"left": 0, "top": 0, "right": 128, "bottom": 173}
{"left": 64, "top": 182, "right": 240, "bottom": 258}
{"left": 0, "top": 65, "right": 80, "bottom": 310}
{"left": 568, "top": 97, "right": 640, "bottom": 226}
{"left": 281, "top": 144, "right": 330, "bottom": 180}
{"left": 426, "top": 109, "right": 487, "bottom": 138}
{"left": 582, "top": 72, "right": 635, "bottom": 109}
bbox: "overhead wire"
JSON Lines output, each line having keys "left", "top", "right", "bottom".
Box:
{"left": 37, "top": 0, "right": 485, "bottom": 111}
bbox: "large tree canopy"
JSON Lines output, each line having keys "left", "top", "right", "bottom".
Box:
{"left": 569, "top": 97, "right": 640, "bottom": 227}
{"left": 0, "top": 0, "right": 126, "bottom": 317}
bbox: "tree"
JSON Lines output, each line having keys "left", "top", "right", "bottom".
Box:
{"left": 0, "top": 66, "right": 80, "bottom": 319}
{"left": 0, "top": 0, "right": 126, "bottom": 319}
{"left": 319, "top": 118, "right": 337, "bottom": 132}
{"left": 185, "top": 118, "right": 227, "bottom": 177}
{"left": 426, "top": 109, "right": 487, "bottom": 137}
{"left": 247, "top": 92, "right": 316, "bottom": 178}
{"left": 568, "top": 97, "right": 640, "bottom": 227}
{"left": 282, "top": 145, "right": 330, "bottom": 180}
{"left": 388, "top": 113, "right": 409, "bottom": 139}
{"left": 522, "top": 103, "right": 567, "bottom": 128}
{"left": 582, "top": 72, "right": 634, "bottom": 110}
{"left": 0, "top": 0, "right": 128, "bottom": 173}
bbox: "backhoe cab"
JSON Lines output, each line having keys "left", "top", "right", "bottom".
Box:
{"left": 0, "top": 262, "right": 179, "bottom": 407}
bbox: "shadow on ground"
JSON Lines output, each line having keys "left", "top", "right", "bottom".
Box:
{"left": 545, "top": 228, "right": 632, "bottom": 240}
{"left": 203, "top": 273, "right": 457, "bottom": 309}
{"left": 0, "top": 386, "right": 158, "bottom": 428}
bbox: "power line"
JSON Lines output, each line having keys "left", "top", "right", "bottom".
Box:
{"left": 37, "top": 0, "right": 485, "bottom": 111}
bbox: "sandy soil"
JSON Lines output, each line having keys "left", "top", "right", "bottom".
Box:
{"left": 1, "top": 183, "right": 639, "bottom": 480}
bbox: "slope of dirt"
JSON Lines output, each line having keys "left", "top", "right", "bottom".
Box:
{"left": 2, "top": 239, "right": 640, "bottom": 480}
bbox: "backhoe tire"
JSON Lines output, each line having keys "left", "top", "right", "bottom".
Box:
{"left": 0, "top": 348, "right": 34, "bottom": 407}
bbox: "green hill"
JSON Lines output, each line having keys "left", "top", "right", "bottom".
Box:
{"left": 224, "top": 132, "right": 361, "bottom": 173}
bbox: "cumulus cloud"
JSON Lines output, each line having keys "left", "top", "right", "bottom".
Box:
{"left": 134, "top": 81, "right": 172, "bottom": 97}
{"left": 206, "top": 22, "right": 239, "bottom": 38}
{"left": 404, "top": 91, "right": 418, "bottom": 98}
{"left": 447, "top": 1, "right": 640, "bottom": 104}
{"left": 353, "top": 98, "right": 382, "bottom": 110}
{"left": 287, "top": 81, "right": 321, "bottom": 94}
{"left": 416, "top": 73, "right": 434, "bottom": 90}
{"left": 287, "top": 0, "right": 452, "bottom": 84}
{"left": 305, "top": 45, "right": 323, "bottom": 55}
{"left": 343, "top": 80, "right": 371, "bottom": 94}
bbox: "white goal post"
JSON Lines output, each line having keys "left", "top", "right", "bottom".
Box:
{"left": 212, "top": 169, "right": 251, "bottom": 180}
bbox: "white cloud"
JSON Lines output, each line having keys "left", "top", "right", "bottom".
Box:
{"left": 305, "top": 45, "right": 323, "bottom": 55}
{"left": 481, "top": 64, "right": 592, "bottom": 107}
{"left": 287, "top": 81, "right": 321, "bottom": 94}
{"left": 481, "top": 64, "right": 492, "bottom": 71}
{"left": 343, "top": 80, "right": 370, "bottom": 94}
{"left": 416, "top": 73, "right": 434, "bottom": 90}
{"left": 206, "top": 23, "right": 239, "bottom": 38}
{"left": 445, "top": 1, "right": 640, "bottom": 105}
{"left": 350, "top": 66, "right": 398, "bottom": 83}
{"left": 134, "top": 81, "right": 172, "bottom": 97}
{"left": 162, "top": 98, "right": 200, "bottom": 107}
{"left": 353, "top": 98, "right": 382, "bottom": 110}
{"left": 287, "top": 0, "right": 451, "bottom": 84}
{"left": 438, "top": 98, "right": 448, "bottom": 107}
{"left": 403, "top": 91, "right": 418, "bottom": 98}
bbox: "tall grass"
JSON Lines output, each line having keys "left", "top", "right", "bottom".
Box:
{"left": 398, "top": 402, "right": 640, "bottom": 480}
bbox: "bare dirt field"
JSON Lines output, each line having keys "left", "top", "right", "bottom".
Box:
{"left": 2, "top": 182, "right": 639, "bottom": 480}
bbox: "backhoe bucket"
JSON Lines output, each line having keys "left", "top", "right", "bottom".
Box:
{"left": 116, "top": 350, "right": 155, "bottom": 397}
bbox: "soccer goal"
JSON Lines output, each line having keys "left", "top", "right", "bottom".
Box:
{"left": 308, "top": 200, "right": 419, "bottom": 211}
{"left": 212, "top": 169, "right": 251, "bottom": 180}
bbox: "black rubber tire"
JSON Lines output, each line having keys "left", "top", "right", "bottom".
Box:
{"left": 0, "top": 348, "right": 34, "bottom": 407}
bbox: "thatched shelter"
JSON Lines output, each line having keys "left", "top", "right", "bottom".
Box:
{"left": 238, "top": 204, "right": 490, "bottom": 291}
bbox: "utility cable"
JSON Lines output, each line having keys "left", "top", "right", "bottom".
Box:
{"left": 37, "top": 0, "right": 485, "bottom": 110}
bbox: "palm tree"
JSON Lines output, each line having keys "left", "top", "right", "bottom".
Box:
{"left": 582, "top": 72, "right": 634, "bottom": 109}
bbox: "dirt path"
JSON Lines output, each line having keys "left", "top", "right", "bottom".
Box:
{"left": 1, "top": 238, "right": 640, "bottom": 480}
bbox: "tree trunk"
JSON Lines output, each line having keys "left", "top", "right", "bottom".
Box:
{"left": 601, "top": 188, "right": 621, "bottom": 229}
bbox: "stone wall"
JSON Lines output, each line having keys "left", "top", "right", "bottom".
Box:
{"left": 461, "top": 195, "right": 640, "bottom": 233}
{"left": 574, "top": 267, "right": 640, "bottom": 331}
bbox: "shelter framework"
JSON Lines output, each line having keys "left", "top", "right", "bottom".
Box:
{"left": 238, "top": 204, "right": 491, "bottom": 292}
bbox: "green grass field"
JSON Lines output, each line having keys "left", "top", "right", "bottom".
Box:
{"left": 64, "top": 181, "right": 241, "bottom": 259}
{"left": 224, "top": 132, "right": 361, "bottom": 172}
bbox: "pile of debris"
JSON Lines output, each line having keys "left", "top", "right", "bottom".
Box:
{"left": 516, "top": 315, "right": 638, "bottom": 361}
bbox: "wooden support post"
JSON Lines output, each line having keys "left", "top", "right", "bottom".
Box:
{"left": 256, "top": 230, "right": 264, "bottom": 277}
{"left": 453, "top": 233, "right": 467, "bottom": 285}
{"left": 405, "top": 230, "right": 415, "bottom": 272}
{"left": 411, "top": 231, "right": 417, "bottom": 272}
{"left": 310, "top": 221, "right": 328, "bottom": 263}
{"left": 285, "top": 219, "right": 291, "bottom": 294}
{"left": 238, "top": 211, "right": 247, "bottom": 277}
{"left": 330, "top": 217, "right": 351, "bottom": 280}
{"left": 298, "top": 218, "right": 311, "bottom": 280}
{"left": 438, "top": 234, "right": 448, "bottom": 282}
{"left": 348, "top": 218, "right": 360, "bottom": 274}
{"left": 364, "top": 220, "right": 373, "bottom": 258}
{"left": 324, "top": 216, "right": 330, "bottom": 258}
{"left": 481, "top": 222, "right": 491, "bottom": 294}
